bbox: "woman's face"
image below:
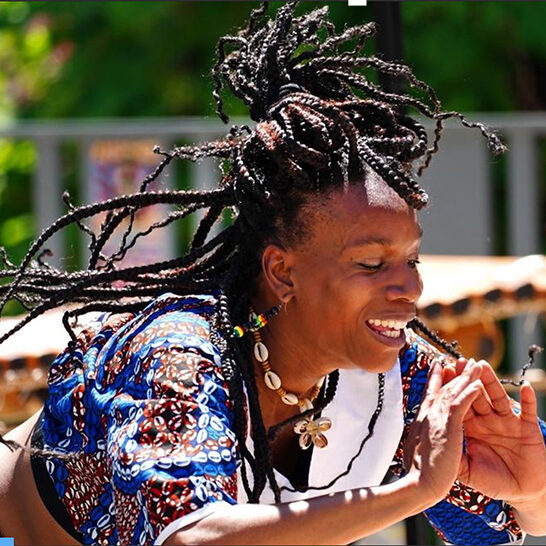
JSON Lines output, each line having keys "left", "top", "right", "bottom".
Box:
{"left": 280, "top": 180, "right": 423, "bottom": 373}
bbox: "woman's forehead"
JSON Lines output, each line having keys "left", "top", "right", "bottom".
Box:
{"left": 328, "top": 175, "right": 416, "bottom": 219}
{"left": 334, "top": 183, "right": 410, "bottom": 216}
{"left": 301, "top": 182, "right": 421, "bottom": 251}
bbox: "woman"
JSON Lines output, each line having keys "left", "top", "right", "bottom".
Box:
{"left": 0, "top": 2, "right": 545, "bottom": 544}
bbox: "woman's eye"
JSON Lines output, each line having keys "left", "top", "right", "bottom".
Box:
{"left": 357, "top": 262, "right": 384, "bottom": 271}
{"left": 408, "top": 258, "right": 421, "bottom": 269}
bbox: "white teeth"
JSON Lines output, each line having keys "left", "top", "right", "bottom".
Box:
{"left": 379, "top": 330, "right": 400, "bottom": 338}
{"left": 367, "top": 318, "right": 408, "bottom": 330}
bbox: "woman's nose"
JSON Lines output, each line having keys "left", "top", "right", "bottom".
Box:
{"left": 385, "top": 266, "right": 423, "bottom": 304}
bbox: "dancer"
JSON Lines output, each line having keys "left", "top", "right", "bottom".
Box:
{"left": 0, "top": 2, "right": 545, "bottom": 544}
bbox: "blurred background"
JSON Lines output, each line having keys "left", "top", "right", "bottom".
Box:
{"left": 0, "top": 1, "right": 545, "bottom": 544}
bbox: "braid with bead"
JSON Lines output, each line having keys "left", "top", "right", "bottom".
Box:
{"left": 409, "top": 317, "right": 463, "bottom": 359}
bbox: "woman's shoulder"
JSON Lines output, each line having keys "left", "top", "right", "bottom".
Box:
{"left": 96, "top": 292, "right": 224, "bottom": 378}
{"left": 134, "top": 291, "right": 218, "bottom": 330}
{"left": 121, "top": 292, "right": 220, "bottom": 349}
{"left": 48, "top": 292, "right": 224, "bottom": 394}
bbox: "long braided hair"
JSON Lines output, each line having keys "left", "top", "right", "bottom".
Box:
{"left": 0, "top": 1, "right": 507, "bottom": 502}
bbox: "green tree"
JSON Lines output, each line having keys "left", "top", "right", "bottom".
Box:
{"left": 402, "top": 2, "right": 546, "bottom": 111}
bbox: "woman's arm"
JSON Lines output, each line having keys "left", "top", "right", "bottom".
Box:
{"left": 511, "top": 491, "right": 546, "bottom": 537}
{"left": 164, "top": 359, "right": 484, "bottom": 546}
{"left": 164, "top": 474, "right": 430, "bottom": 546}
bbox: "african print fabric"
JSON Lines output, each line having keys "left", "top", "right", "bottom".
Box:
{"left": 42, "top": 294, "right": 237, "bottom": 545}
{"left": 38, "top": 292, "right": 541, "bottom": 544}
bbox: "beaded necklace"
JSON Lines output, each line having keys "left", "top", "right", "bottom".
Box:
{"left": 235, "top": 307, "right": 332, "bottom": 449}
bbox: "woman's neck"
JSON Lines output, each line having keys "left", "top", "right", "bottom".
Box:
{"left": 249, "top": 296, "right": 333, "bottom": 400}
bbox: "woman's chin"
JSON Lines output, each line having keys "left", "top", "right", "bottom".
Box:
{"left": 352, "top": 348, "right": 400, "bottom": 374}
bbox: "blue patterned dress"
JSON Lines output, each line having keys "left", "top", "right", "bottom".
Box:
{"left": 38, "top": 292, "right": 544, "bottom": 545}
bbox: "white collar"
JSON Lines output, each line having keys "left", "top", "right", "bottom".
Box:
{"left": 238, "top": 359, "right": 404, "bottom": 503}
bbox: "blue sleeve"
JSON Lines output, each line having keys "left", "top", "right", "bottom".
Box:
{"left": 424, "top": 485, "right": 524, "bottom": 544}
{"left": 103, "top": 305, "right": 239, "bottom": 545}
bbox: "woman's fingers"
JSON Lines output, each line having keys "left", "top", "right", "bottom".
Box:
{"left": 425, "top": 360, "right": 444, "bottom": 399}
{"left": 434, "top": 361, "right": 482, "bottom": 423}
{"left": 452, "top": 379, "right": 484, "bottom": 419}
{"left": 520, "top": 381, "right": 538, "bottom": 423}
{"left": 452, "top": 359, "right": 482, "bottom": 391}
{"left": 442, "top": 364, "right": 457, "bottom": 384}
{"left": 454, "top": 358, "right": 512, "bottom": 417}
{"left": 478, "top": 360, "right": 512, "bottom": 416}
{"left": 410, "top": 363, "right": 484, "bottom": 500}
{"left": 422, "top": 359, "right": 483, "bottom": 425}
{"left": 427, "top": 358, "right": 480, "bottom": 404}
{"left": 456, "top": 357, "right": 468, "bottom": 376}
{"left": 442, "top": 362, "right": 483, "bottom": 422}
{"left": 468, "top": 384, "right": 492, "bottom": 416}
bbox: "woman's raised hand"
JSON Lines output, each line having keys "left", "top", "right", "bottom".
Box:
{"left": 452, "top": 359, "right": 546, "bottom": 505}
{"left": 403, "top": 359, "right": 483, "bottom": 504}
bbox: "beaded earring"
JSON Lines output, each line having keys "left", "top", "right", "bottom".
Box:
{"left": 232, "top": 303, "right": 283, "bottom": 338}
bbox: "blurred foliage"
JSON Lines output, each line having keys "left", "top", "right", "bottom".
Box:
{"left": 0, "top": 2, "right": 72, "bottom": 120}
{"left": 402, "top": 2, "right": 546, "bottom": 111}
{"left": 0, "top": 139, "right": 35, "bottom": 263}
{"left": 538, "top": 137, "right": 546, "bottom": 253}
{"left": 0, "top": 1, "right": 544, "bottom": 307}
{"left": 0, "top": 1, "right": 541, "bottom": 120}
{"left": 2, "top": 1, "right": 378, "bottom": 120}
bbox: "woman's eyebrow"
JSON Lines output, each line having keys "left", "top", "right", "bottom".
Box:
{"left": 343, "top": 237, "right": 392, "bottom": 249}
{"left": 342, "top": 226, "right": 423, "bottom": 251}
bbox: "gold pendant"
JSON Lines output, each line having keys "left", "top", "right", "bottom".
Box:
{"left": 293, "top": 416, "right": 332, "bottom": 450}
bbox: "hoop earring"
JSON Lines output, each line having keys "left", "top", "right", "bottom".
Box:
{"left": 233, "top": 303, "right": 282, "bottom": 338}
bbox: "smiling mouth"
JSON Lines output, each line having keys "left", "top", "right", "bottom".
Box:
{"left": 365, "top": 318, "right": 409, "bottom": 339}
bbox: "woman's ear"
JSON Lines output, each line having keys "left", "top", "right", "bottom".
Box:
{"left": 261, "top": 243, "right": 295, "bottom": 303}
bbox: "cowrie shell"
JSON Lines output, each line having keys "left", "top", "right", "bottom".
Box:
{"left": 281, "top": 392, "right": 299, "bottom": 405}
{"left": 299, "top": 398, "right": 314, "bottom": 412}
{"left": 264, "top": 371, "right": 282, "bottom": 390}
{"left": 313, "top": 433, "right": 328, "bottom": 449}
{"left": 294, "top": 419, "right": 309, "bottom": 434}
{"left": 253, "top": 342, "right": 269, "bottom": 362}
{"left": 307, "top": 416, "right": 332, "bottom": 433}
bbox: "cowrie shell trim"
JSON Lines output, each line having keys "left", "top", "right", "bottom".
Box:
{"left": 254, "top": 342, "right": 269, "bottom": 362}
